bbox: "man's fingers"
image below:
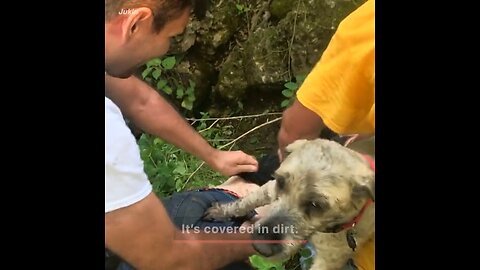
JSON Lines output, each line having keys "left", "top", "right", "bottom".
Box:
{"left": 235, "top": 151, "right": 259, "bottom": 167}
{"left": 234, "top": 165, "right": 258, "bottom": 173}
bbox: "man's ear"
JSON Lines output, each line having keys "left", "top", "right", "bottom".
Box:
{"left": 120, "top": 7, "right": 153, "bottom": 43}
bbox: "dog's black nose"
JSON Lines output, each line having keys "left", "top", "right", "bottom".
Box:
{"left": 252, "top": 219, "right": 284, "bottom": 257}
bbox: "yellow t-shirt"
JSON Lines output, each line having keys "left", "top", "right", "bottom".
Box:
{"left": 296, "top": 0, "right": 375, "bottom": 135}
{"left": 296, "top": 0, "right": 375, "bottom": 269}
{"left": 354, "top": 238, "right": 375, "bottom": 270}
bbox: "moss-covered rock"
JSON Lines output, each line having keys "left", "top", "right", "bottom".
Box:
{"left": 195, "top": 0, "right": 243, "bottom": 57}
{"left": 288, "top": 0, "right": 367, "bottom": 76}
{"left": 270, "top": 0, "right": 298, "bottom": 20}
{"left": 215, "top": 45, "right": 249, "bottom": 101}
{"left": 167, "top": 0, "right": 243, "bottom": 57}
{"left": 215, "top": 0, "right": 366, "bottom": 104}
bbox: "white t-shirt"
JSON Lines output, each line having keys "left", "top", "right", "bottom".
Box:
{"left": 105, "top": 97, "right": 152, "bottom": 213}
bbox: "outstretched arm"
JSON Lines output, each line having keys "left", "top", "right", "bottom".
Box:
{"left": 105, "top": 74, "right": 258, "bottom": 176}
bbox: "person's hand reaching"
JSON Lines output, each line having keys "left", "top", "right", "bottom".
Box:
{"left": 209, "top": 150, "right": 258, "bottom": 176}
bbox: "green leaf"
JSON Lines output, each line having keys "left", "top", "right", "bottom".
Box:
{"left": 163, "top": 86, "right": 173, "bottom": 95}
{"left": 161, "top": 56, "right": 176, "bottom": 70}
{"left": 175, "top": 179, "right": 184, "bottom": 192}
{"left": 187, "top": 94, "right": 196, "bottom": 102}
{"left": 281, "top": 99, "right": 290, "bottom": 108}
{"left": 152, "top": 68, "right": 162, "bottom": 80}
{"left": 142, "top": 67, "right": 153, "bottom": 79}
{"left": 146, "top": 58, "right": 162, "bottom": 67}
{"left": 156, "top": 79, "right": 167, "bottom": 90}
{"left": 249, "top": 255, "right": 285, "bottom": 270}
{"left": 186, "top": 86, "right": 195, "bottom": 95}
{"left": 295, "top": 74, "right": 307, "bottom": 84}
{"left": 144, "top": 163, "right": 157, "bottom": 177}
{"left": 282, "top": 89, "right": 294, "bottom": 98}
{"left": 299, "top": 247, "right": 312, "bottom": 257}
{"left": 197, "top": 121, "right": 207, "bottom": 131}
{"left": 237, "top": 101, "right": 244, "bottom": 110}
{"left": 284, "top": 81, "right": 298, "bottom": 90}
{"left": 181, "top": 99, "right": 193, "bottom": 111}
{"left": 138, "top": 134, "right": 149, "bottom": 148}
{"left": 151, "top": 150, "right": 164, "bottom": 161}
{"left": 176, "top": 86, "right": 184, "bottom": 99}
{"left": 249, "top": 255, "right": 268, "bottom": 268}
{"left": 189, "top": 79, "right": 196, "bottom": 89}
{"left": 153, "top": 138, "right": 163, "bottom": 146}
{"left": 236, "top": 4, "right": 244, "bottom": 11}
{"left": 173, "top": 163, "right": 186, "bottom": 175}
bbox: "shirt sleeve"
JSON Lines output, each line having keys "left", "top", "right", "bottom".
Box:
{"left": 296, "top": 0, "right": 375, "bottom": 135}
{"left": 105, "top": 97, "right": 152, "bottom": 213}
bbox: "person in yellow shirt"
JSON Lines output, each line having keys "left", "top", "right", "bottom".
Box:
{"left": 277, "top": 0, "right": 375, "bottom": 269}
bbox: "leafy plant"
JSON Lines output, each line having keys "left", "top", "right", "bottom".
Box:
{"left": 142, "top": 56, "right": 197, "bottom": 112}
{"left": 235, "top": 3, "right": 250, "bottom": 14}
{"left": 178, "top": 79, "right": 196, "bottom": 111}
{"left": 281, "top": 74, "right": 307, "bottom": 108}
{"left": 137, "top": 113, "right": 236, "bottom": 197}
{"left": 142, "top": 56, "right": 176, "bottom": 81}
{"left": 249, "top": 255, "right": 286, "bottom": 270}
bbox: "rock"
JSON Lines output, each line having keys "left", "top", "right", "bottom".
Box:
{"left": 214, "top": 0, "right": 366, "bottom": 104}
{"left": 270, "top": 0, "right": 298, "bottom": 20}
{"left": 289, "top": 0, "right": 367, "bottom": 76}
{"left": 215, "top": 45, "right": 249, "bottom": 102}
{"left": 243, "top": 26, "right": 290, "bottom": 88}
{"left": 196, "top": 0, "right": 243, "bottom": 57}
{"left": 167, "top": 17, "right": 199, "bottom": 54}
{"left": 168, "top": 0, "right": 243, "bottom": 58}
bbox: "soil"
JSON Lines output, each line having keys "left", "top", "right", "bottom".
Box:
{"left": 219, "top": 88, "right": 285, "bottom": 158}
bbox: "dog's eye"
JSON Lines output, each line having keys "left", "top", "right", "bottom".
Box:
{"left": 305, "top": 199, "right": 329, "bottom": 217}
{"left": 310, "top": 201, "right": 325, "bottom": 210}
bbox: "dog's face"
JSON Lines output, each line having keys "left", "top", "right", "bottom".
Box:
{"left": 252, "top": 139, "right": 375, "bottom": 258}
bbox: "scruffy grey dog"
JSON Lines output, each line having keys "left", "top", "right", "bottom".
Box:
{"left": 204, "top": 138, "right": 375, "bottom": 270}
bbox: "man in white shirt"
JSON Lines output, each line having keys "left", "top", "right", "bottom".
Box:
{"left": 105, "top": 1, "right": 261, "bottom": 269}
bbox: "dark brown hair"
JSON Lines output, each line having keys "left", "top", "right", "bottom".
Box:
{"left": 105, "top": 0, "right": 209, "bottom": 32}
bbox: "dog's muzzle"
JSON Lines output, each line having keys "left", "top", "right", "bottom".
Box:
{"left": 251, "top": 214, "right": 295, "bottom": 257}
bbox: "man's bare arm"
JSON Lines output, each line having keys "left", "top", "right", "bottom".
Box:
{"left": 106, "top": 192, "right": 256, "bottom": 270}
{"left": 277, "top": 99, "right": 325, "bottom": 159}
{"left": 105, "top": 75, "right": 219, "bottom": 162}
{"left": 105, "top": 75, "right": 258, "bottom": 176}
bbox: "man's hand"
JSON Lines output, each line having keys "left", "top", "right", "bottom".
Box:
{"left": 209, "top": 150, "right": 258, "bottom": 176}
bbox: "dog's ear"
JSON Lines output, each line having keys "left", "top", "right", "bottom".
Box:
{"left": 285, "top": 139, "right": 309, "bottom": 155}
{"left": 352, "top": 176, "right": 375, "bottom": 201}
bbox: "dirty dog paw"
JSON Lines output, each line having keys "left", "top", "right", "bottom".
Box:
{"left": 203, "top": 202, "right": 230, "bottom": 221}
